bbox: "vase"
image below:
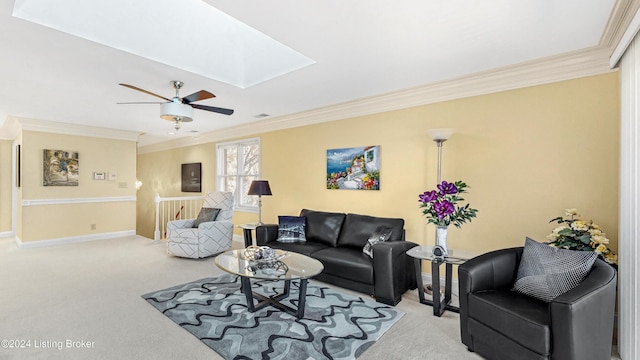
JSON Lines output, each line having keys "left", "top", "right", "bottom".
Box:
{"left": 435, "top": 225, "right": 449, "bottom": 256}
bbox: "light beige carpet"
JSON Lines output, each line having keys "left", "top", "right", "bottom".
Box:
{"left": 0, "top": 235, "right": 617, "bottom": 360}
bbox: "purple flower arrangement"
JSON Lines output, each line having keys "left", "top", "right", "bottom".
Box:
{"left": 418, "top": 180, "right": 478, "bottom": 228}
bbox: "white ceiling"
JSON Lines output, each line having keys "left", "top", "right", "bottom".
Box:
{"left": 0, "top": 0, "right": 620, "bottom": 147}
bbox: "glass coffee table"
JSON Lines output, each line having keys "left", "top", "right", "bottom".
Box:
{"left": 406, "top": 246, "right": 477, "bottom": 317}
{"left": 215, "top": 249, "right": 324, "bottom": 319}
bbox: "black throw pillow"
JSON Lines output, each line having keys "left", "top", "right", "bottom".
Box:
{"left": 192, "top": 208, "right": 221, "bottom": 228}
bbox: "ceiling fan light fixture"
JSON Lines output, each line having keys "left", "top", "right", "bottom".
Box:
{"left": 173, "top": 118, "right": 181, "bottom": 131}
{"left": 161, "top": 100, "right": 193, "bottom": 122}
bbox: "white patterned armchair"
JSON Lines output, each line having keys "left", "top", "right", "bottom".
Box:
{"left": 166, "top": 192, "right": 234, "bottom": 258}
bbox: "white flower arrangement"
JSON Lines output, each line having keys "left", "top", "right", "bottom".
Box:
{"left": 547, "top": 208, "right": 617, "bottom": 265}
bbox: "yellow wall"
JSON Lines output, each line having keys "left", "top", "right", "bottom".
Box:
{"left": 137, "top": 73, "right": 619, "bottom": 254}
{"left": 19, "top": 131, "right": 137, "bottom": 242}
{"left": 0, "top": 140, "right": 13, "bottom": 232}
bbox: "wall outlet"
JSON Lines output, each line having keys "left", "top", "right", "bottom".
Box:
{"left": 90, "top": 224, "right": 96, "bottom": 230}
{"left": 118, "top": 182, "right": 127, "bottom": 188}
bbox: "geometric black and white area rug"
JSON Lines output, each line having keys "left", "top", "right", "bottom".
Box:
{"left": 142, "top": 273, "right": 404, "bottom": 360}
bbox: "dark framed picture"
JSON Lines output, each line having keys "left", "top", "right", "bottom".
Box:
{"left": 181, "top": 163, "right": 202, "bottom": 192}
{"left": 16, "top": 144, "right": 21, "bottom": 187}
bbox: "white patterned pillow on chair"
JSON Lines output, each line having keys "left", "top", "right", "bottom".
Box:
{"left": 512, "top": 237, "right": 597, "bottom": 302}
{"left": 363, "top": 225, "right": 393, "bottom": 258}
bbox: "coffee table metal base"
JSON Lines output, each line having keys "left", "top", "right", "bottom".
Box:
{"left": 240, "top": 277, "right": 309, "bottom": 319}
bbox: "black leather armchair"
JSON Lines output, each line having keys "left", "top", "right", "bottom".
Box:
{"left": 458, "top": 247, "right": 617, "bottom": 360}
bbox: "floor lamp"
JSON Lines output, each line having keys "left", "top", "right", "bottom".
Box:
{"left": 248, "top": 180, "right": 272, "bottom": 225}
{"left": 426, "top": 128, "right": 453, "bottom": 293}
{"left": 428, "top": 128, "right": 453, "bottom": 184}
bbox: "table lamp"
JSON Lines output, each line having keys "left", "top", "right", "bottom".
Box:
{"left": 248, "top": 180, "right": 272, "bottom": 225}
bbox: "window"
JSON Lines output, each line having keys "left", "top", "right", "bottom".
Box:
{"left": 216, "top": 138, "right": 261, "bottom": 211}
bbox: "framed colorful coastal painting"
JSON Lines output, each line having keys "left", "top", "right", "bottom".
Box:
{"left": 326, "top": 145, "right": 380, "bottom": 190}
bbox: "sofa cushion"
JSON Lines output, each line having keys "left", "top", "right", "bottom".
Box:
{"left": 338, "top": 214, "right": 404, "bottom": 249}
{"left": 300, "top": 209, "right": 346, "bottom": 247}
{"left": 192, "top": 207, "right": 220, "bottom": 228}
{"left": 276, "top": 216, "right": 306, "bottom": 243}
{"left": 512, "top": 237, "right": 597, "bottom": 302}
{"left": 267, "top": 240, "right": 328, "bottom": 257}
{"left": 469, "top": 289, "right": 551, "bottom": 355}
{"left": 312, "top": 247, "right": 374, "bottom": 284}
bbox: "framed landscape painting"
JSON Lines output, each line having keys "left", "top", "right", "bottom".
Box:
{"left": 326, "top": 145, "right": 380, "bottom": 190}
{"left": 43, "top": 149, "right": 79, "bottom": 186}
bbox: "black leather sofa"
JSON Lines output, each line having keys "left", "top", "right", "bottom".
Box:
{"left": 458, "top": 247, "right": 617, "bottom": 360}
{"left": 256, "top": 209, "right": 418, "bottom": 305}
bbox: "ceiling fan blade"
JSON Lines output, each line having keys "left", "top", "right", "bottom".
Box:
{"left": 191, "top": 104, "right": 234, "bottom": 116}
{"left": 119, "top": 83, "right": 171, "bottom": 101}
{"left": 117, "top": 101, "right": 164, "bottom": 104}
{"left": 183, "top": 90, "right": 215, "bottom": 104}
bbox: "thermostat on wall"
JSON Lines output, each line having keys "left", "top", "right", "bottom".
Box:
{"left": 93, "top": 172, "right": 105, "bottom": 180}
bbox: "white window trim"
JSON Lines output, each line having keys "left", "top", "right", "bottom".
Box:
{"left": 216, "top": 137, "right": 261, "bottom": 213}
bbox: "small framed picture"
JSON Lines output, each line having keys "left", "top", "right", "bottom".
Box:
{"left": 43, "top": 149, "right": 79, "bottom": 186}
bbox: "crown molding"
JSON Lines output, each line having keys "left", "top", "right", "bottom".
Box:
{"left": 610, "top": 0, "right": 640, "bottom": 66}
{"left": 138, "top": 45, "right": 615, "bottom": 154}
{"left": 14, "top": 117, "right": 140, "bottom": 142}
{"left": 0, "top": 116, "right": 21, "bottom": 140}
{"left": 600, "top": 0, "right": 640, "bottom": 49}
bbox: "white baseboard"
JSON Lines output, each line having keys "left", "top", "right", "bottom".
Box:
{"left": 16, "top": 230, "right": 136, "bottom": 249}
{"left": 0, "top": 231, "right": 14, "bottom": 238}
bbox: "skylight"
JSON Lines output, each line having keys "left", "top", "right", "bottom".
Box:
{"left": 12, "top": 0, "right": 315, "bottom": 88}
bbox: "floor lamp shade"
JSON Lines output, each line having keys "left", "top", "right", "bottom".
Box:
{"left": 248, "top": 180, "right": 272, "bottom": 225}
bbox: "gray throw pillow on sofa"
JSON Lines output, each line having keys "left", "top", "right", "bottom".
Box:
{"left": 276, "top": 216, "right": 307, "bottom": 243}
{"left": 363, "top": 226, "right": 393, "bottom": 258}
{"left": 512, "top": 237, "right": 597, "bottom": 302}
{"left": 192, "top": 208, "right": 221, "bottom": 228}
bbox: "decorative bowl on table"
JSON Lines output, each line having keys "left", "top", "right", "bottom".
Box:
{"left": 246, "top": 260, "right": 289, "bottom": 276}
{"left": 244, "top": 246, "right": 286, "bottom": 262}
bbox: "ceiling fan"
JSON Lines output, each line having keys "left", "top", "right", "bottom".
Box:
{"left": 118, "top": 80, "right": 234, "bottom": 131}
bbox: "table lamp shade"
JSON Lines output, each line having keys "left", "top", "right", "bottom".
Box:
{"left": 248, "top": 180, "right": 272, "bottom": 196}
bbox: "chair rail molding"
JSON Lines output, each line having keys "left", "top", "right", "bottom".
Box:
{"left": 21, "top": 196, "right": 137, "bottom": 206}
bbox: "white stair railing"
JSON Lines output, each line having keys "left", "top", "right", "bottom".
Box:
{"left": 154, "top": 193, "right": 205, "bottom": 240}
